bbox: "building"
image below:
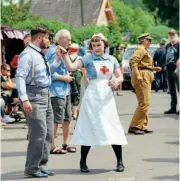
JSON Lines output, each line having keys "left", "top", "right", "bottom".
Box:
{"left": 0, "top": 26, "right": 29, "bottom": 77}
{"left": 32, "top": 0, "right": 116, "bottom": 27}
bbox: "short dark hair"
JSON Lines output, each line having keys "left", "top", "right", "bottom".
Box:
{"left": 30, "top": 26, "right": 49, "bottom": 40}
{"left": 1, "top": 63, "right": 10, "bottom": 70}
{"left": 160, "top": 42, "right": 165, "bottom": 46}
{"left": 89, "top": 36, "right": 109, "bottom": 50}
{"left": 23, "top": 34, "right": 30, "bottom": 40}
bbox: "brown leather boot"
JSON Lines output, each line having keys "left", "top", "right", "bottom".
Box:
{"left": 128, "top": 127, "right": 144, "bottom": 135}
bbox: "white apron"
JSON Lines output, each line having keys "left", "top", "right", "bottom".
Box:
{"left": 70, "top": 61, "right": 127, "bottom": 146}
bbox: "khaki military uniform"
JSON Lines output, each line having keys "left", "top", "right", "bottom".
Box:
{"left": 129, "top": 44, "right": 154, "bottom": 130}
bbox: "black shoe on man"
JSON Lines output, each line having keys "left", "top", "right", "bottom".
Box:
{"left": 128, "top": 127, "right": 144, "bottom": 135}
{"left": 24, "top": 171, "right": 48, "bottom": 178}
{"left": 41, "top": 170, "right": 55, "bottom": 176}
{"left": 142, "top": 129, "right": 154, "bottom": 134}
{"left": 164, "top": 108, "right": 177, "bottom": 114}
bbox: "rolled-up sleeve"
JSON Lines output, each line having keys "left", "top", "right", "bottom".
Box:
{"left": 81, "top": 54, "right": 91, "bottom": 68}
{"left": 49, "top": 58, "right": 62, "bottom": 81}
{"left": 129, "top": 47, "right": 145, "bottom": 68}
{"left": 112, "top": 57, "right": 120, "bottom": 71}
{"left": 15, "top": 52, "right": 32, "bottom": 102}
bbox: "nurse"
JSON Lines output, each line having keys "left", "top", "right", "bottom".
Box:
{"left": 55, "top": 33, "right": 127, "bottom": 173}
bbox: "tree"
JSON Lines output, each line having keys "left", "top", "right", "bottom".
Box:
{"left": 111, "top": 0, "right": 155, "bottom": 43}
{"left": 1, "top": 0, "right": 38, "bottom": 27}
{"left": 71, "top": 24, "right": 109, "bottom": 44}
{"left": 120, "top": 0, "right": 147, "bottom": 10}
{"left": 143, "top": 0, "right": 179, "bottom": 29}
{"left": 14, "top": 18, "right": 69, "bottom": 33}
{"left": 146, "top": 25, "right": 170, "bottom": 43}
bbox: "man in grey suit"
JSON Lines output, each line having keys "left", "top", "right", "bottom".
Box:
{"left": 16, "top": 26, "right": 54, "bottom": 178}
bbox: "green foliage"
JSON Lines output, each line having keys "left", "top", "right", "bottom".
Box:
{"left": 146, "top": 25, "right": 170, "bottom": 43}
{"left": 1, "top": 0, "right": 35, "bottom": 27}
{"left": 107, "top": 22, "right": 122, "bottom": 47}
{"left": 13, "top": 18, "right": 70, "bottom": 33}
{"left": 111, "top": 0, "right": 155, "bottom": 43}
{"left": 71, "top": 24, "right": 109, "bottom": 44}
{"left": 13, "top": 20, "right": 122, "bottom": 47}
{"left": 120, "top": 0, "right": 147, "bottom": 10}
{"left": 143, "top": 0, "right": 179, "bottom": 29}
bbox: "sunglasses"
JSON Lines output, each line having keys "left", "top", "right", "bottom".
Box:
{"left": 168, "top": 33, "right": 175, "bottom": 36}
{"left": 145, "top": 39, "right": 151, "bottom": 42}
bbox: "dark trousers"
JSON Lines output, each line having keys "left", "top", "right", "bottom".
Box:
{"left": 24, "top": 86, "right": 53, "bottom": 174}
{"left": 167, "top": 71, "right": 178, "bottom": 110}
{"left": 155, "top": 68, "right": 167, "bottom": 89}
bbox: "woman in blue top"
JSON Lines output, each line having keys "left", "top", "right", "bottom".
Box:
{"left": 56, "top": 33, "right": 127, "bottom": 173}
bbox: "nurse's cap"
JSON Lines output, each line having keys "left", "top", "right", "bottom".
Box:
{"left": 91, "top": 33, "right": 108, "bottom": 42}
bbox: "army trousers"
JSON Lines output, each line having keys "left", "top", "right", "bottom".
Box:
{"left": 130, "top": 70, "right": 153, "bottom": 130}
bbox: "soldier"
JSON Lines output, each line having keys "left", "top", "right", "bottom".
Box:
{"left": 128, "top": 33, "right": 162, "bottom": 135}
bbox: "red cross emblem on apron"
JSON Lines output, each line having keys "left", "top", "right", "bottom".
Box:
{"left": 100, "top": 66, "right": 109, "bottom": 75}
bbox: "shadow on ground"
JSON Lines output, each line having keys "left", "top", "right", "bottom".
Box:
{"left": 1, "top": 169, "right": 111, "bottom": 180}
{"left": 1, "top": 152, "right": 26, "bottom": 158}
{"left": 164, "top": 141, "right": 179, "bottom": 145}
{"left": 143, "top": 157, "right": 179, "bottom": 164}
{"left": 118, "top": 113, "right": 179, "bottom": 121}
{"left": 151, "top": 174, "right": 179, "bottom": 181}
{"left": 1, "top": 138, "right": 27, "bottom": 142}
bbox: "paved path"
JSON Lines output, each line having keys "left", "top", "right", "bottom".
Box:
{"left": 1, "top": 91, "right": 179, "bottom": 181}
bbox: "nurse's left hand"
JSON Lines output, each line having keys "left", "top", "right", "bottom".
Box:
{"left": 108, "top": 79, "right": 120, "bottom": 88}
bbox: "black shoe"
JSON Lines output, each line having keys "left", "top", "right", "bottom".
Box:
{"left": 163, "top": 88, "right": 167, "bottom": 92}
{"left": 24, "top": 172, "right": 48, "bottom": 178}
{"left": 155, "top": 87, "right": 159, "bottom": 92}
{"left": 131, "top": 89, "right": 136, "bottom": 93}
{"left": 41, "top": 170, "right": 55, "bottom": 176}
{"left": 176, "top": 111, "right": 179, "bottom": 115}
{"left": 116, "top": 162, "right": 125, "bottom": 172}
{"left": 142, "top": 129, "right": 154, "bottom": 134}
{"left": 80, "top": 163, "right": 89, "bottom": 173}
{"left": 164, "top": 109, "right": 177, "bottom": 114}
{"left": 128, "top": 127, "right": 144, "bottom": 135}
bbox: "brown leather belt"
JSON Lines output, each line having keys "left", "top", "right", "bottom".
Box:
{"left": 138, "top": 67, "right": 153, "bottom": 72}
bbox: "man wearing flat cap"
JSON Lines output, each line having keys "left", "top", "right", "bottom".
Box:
{"left": 163, "top": 29, "right": 179, "bottom": 114}
{"left": 128, "top": 33, "right": 162, "bottom": 135}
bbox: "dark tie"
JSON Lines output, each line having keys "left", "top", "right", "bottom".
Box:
{"left": 39, "top": 51, "right": 50, "bottom": 76}
{"left": 29, "top": 45, "right": 50, "bottom": 76}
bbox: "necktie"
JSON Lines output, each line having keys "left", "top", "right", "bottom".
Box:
{"left": 29, "top": 45, "right": 50, "bottom": 76}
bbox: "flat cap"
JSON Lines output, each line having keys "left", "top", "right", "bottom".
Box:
{"left": 138, "top": 33, "right": 153, "bottom": 40}
{"left": 168, "top": 29, "right": 177, "bottom": 34}
{"left": 119, "top": 44, "right": 125, "bottom": 48}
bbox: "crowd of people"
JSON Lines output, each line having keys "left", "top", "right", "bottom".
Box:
{"left": 0, "top": 26, "right": 179, "bottom": 178}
